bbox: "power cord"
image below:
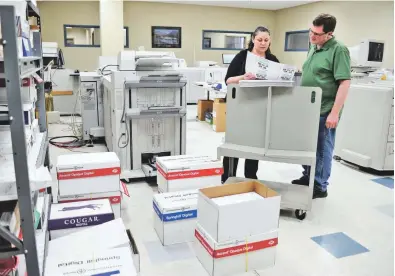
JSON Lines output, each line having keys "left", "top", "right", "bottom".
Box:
{"left": 49, "top": 136, "right": 86, "bottom": 149}
{"left": 118, "top": 81, "right": 129, "bottom": 149}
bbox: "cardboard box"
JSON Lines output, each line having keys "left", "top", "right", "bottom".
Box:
{"left": 198, "top": 100, "right": 213, "bottom": 121}
{"left": 213, "top": 101, "right": 226, "bottom": 132}
{"left": 153, "top": 189, "right": 198, "bottom": 245}
{"left": 47, "top": 218, "right": 129, "bottom": 257}
{"left": 56, "top": 152, "right": 120, "bottom": 196}
{"left": 127, "top": 229, "right": 141, "bottom": 272}
{"left": 197, "top": 181, "right": 280, "bottom": 242}
{"left": 195, "top": 223, "right": 277, "bottom": 276}
{"left": 45, "top": 247, "right": 137, "bottom": 276}
{"left": 156, "top": 155, "right": 223, "bottom": 193}
{"left": 48, "top": 199, "right": 114, "bottom": 239}
{"left": 58, "top": 191, "right": 122, "bottom": 219}
{"left": 57, "top": 183, "right": 128, "bottom": 219}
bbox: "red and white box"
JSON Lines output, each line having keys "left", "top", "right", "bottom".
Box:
{"left": 57, "top": 182, "right": 130, "bottom": 219}
{"left": 156, "top": 155, "right": 223, "bottom": 193}
{"left": 195, "top": 223, "right": 278, "bottom": 276}
{"left": 197, "top": 180, "right": 280, "bottom": 242}
{"left": 56, "top": 152, "right": 120, "bottom": 196}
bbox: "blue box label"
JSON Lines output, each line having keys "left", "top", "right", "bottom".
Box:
{"left": 153, "top": 202, "right": 197, "bottom": 222}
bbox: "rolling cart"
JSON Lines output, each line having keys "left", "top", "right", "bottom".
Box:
{"left": 217, "top": 80, "right": 322, "bottom": 220}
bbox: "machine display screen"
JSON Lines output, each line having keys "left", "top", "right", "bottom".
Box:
{"left": 368, "top": 42, "right": 384, "bottom": 62}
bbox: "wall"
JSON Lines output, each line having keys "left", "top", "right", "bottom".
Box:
{"left": 123, "top": 1, "right": 276, "bottom": 66}
{"left": 65, "top": 28, "right": 87, "bottom": 45}
{"left": 273, "top": 1, "right": 394, "bottom": 69}
{"left": 38, "top": 1, "right": 100, "bottom": 71}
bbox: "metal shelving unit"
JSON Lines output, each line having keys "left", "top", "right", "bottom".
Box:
{"left": 0, "top": 2, "right": 50, "bottom": 275}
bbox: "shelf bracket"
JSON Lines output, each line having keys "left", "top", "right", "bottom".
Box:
{"left": 0, "top": 225, "right": 23, "bottom": 251}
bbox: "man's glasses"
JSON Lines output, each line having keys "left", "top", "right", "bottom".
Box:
{"left": 309, "top": 28, "right": 327, "bottom": 36}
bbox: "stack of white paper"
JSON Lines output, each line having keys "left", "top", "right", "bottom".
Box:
{"left": 212, "top": 192, "right": 263, "bottom": 206}
{"left": 245, "top": 51, "right": 297, "bottom": 81}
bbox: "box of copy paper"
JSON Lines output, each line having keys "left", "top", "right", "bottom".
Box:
{"left": 195, "top": 223, "right": 277, "bottom": 276}
{"left": 153, "top": 189, "right": 198, "bottom": 245}
{"left": 48, "top": 199, "right": 114, "bottom": 239}
{"left": 47, "top": 219, "right": 130, "bottom": 257}
{"left": 156, "top": 155, "right": 223, "bottom": 193}
{"left": 57, "top": 181, "right": 129, "bottom": 219}
{"left": 56, "top": 152, "right": 120, "bottom": 196}
{"left": 197, "top": 180, "right": 280, "bottom": 242}
{"left": 45, "top": 247, "right": 137, "bottom": 276}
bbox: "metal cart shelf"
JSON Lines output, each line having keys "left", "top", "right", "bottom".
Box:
{"left": 0, "top": 2, "right": 50, "bottom": 275}
{"left": 218, "top": 81, "right": 322, "bottom": 220}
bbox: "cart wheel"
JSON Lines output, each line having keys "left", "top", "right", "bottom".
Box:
{"left": 121, "top": 178, "right": 131, "bottom": 184}
{"left": 295, "top": 209, "right": 306, "bottom": 220}
{"left": 333, "top": 155, "right": 341, "bottom": 161}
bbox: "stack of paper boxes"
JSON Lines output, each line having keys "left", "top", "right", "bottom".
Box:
{"left": 153, "top": 155, "right": 223, "bottom": 246}
{"left": 56, "top": 152, "right": 126, "bottom": 219}
{"left": 195, "top": 180, "right": 281, "bottom": 276}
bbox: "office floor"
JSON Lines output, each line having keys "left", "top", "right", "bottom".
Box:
{"left": 48, "top": 106, "right": 394, "bottom": 276}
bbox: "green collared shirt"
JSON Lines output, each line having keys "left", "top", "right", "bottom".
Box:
{"left": 301, "top": 37, "right": 351, "bottom": 115}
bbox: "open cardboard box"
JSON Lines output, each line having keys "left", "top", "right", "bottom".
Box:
{"left": 197, "top": 180, "right": 281, "bottom": 243}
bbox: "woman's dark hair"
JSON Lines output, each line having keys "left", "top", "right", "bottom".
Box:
{"left": 247, "top": 26, "right": 272, "bottom": 54}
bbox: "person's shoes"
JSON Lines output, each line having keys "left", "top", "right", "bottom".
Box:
{"left": 313, "top": 188, "right": 328, "bottom": 199}
{"left": 291, "top": 176, "right": 309, "bottom": 186}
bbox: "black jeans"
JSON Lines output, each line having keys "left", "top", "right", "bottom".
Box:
{"left": 221, "top": 157, "right": 259, "bottom": 183}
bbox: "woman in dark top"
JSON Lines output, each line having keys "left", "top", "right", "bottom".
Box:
{"left": 222, "top": 26, "right": 280, "bottom": 183}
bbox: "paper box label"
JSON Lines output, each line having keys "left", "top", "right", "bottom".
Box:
{"left": 157, "top": 165, "right": 223, "bottom": 180}
{"left": 153, "top": 202, "right": 197, "bottom": 222}
{"left": 195, "top": 230, "right": 278, "bottom": 259}
{"left": 57, "top": 167, "right": 120, "bottom": 180}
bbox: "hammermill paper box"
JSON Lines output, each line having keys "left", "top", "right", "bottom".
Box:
{"left": 156, "top": 155, "right": 223, "bottom": 193}
{"left": 153, "top": 189, "right": 198, "bottom": 245}
{"left": 195, "top": 223, "right": 278, "bottom": 276}
{"left": 48, "top": 199, "right": 114, "bottom": 239}
{"left": 197, "top": 180, "right": 280, "bottom": 242}
{"left": 45, "top": 247, "right": 137, "bottom": 276}
{"left": 56, "top": 152, "right": 120, "bottom": 196}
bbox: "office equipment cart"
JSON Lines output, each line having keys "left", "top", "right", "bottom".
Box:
{"left": 218, "top": 81, "right": 322, "bottom": 220}
{"left": 0, "top": 2, "right": 51, "bottom": 275}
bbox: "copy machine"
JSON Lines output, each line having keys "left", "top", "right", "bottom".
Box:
{"left": 102, "top": 51, "right": 187, "bottom": 180}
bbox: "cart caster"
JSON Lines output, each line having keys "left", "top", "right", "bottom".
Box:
{"left": 121, "top": 178, "right": 131, "bottom": 184}
{"left": 295, "top": 209, "right": 306, "bottom": 220}
{"left": 333, "top": 155, "right": 341, "bottom": 161}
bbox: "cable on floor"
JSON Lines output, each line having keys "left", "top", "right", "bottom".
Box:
{"left": 49, "top": 136, "right": 86, "bottom": 149}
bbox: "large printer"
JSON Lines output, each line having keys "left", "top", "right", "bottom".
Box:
{"left": 334, "top": 39, "right": 394, "bottom": 171}
{"left": 102, "top": 51, "right": 187, "bottom": 180}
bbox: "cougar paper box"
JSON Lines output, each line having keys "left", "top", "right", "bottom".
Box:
{"left": 153, "top": 189, "right": 198, "bottom": 245}
{"left": 195, "top": 223, "right": 278, "bottom": 276}
{"left": 156, "top": 155, "right": 223, "bottom": 193}
{"left": 56, "top": 152, "right": 120, "bottom": 196}
{"left": 197, "top": 180, "right": 280, "bottom": 242}
{"left": 48, "top": 199, "right": 114, "bottom": 239}
{"left": 47, "top": 218, "right": 129, "bottom": 257}
{"left": 58, "top": 191, "right": 122, "bottom": 219}
{"left": 45, "top": 247, "right": 137, "bottom": 276}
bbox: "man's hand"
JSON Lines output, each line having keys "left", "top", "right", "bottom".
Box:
{"left": 243, "top": 72, "right": 256, "bottom": 80}
{"left": 326, "top": 111, "right": 339, "bottom": 129}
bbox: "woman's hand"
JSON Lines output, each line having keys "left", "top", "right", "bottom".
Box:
{"left": 243, "top": 72, "right": 256, "bottom": 80}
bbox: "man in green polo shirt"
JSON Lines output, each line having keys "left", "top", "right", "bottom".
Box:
{"left": 292, "top": 14, "right": 351, "bottom": 199}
